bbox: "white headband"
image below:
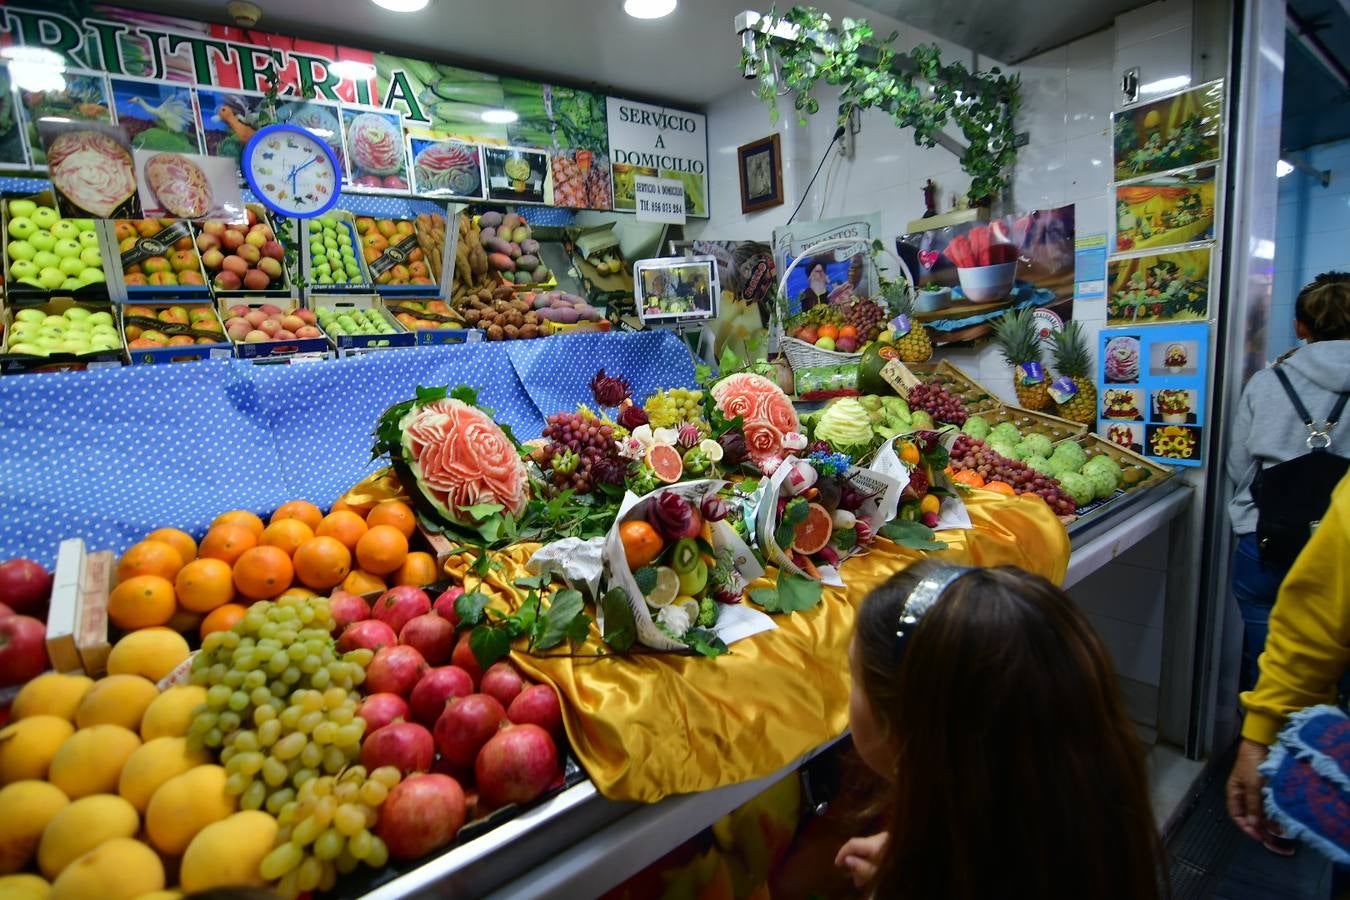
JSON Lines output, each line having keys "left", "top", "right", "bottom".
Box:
{"left": 895, "top": 564, "right": 974, "bottom": 648}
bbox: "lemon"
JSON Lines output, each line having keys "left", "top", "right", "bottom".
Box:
{"left": 644, "top": 566, "right": 680, "bottom": 607}
{"left": 11, "top": 675, "right": 94, "bottom": 724}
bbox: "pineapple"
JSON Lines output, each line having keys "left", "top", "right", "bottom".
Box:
{"left": 883, "top": 282, "right": 932, "bottom": 363}
{"left": 1048, "top": 321, "right": 1098, "bottom": 424}
{"left": 990, "top": 307, "right": 1051, "bottom": 410}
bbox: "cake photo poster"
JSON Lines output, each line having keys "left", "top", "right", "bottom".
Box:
{"left": 1098, "top": 322, "right": 1209, "bottom": 467}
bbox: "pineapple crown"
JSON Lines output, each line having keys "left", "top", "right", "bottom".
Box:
{"left": 1049, "top": 321, "right": 1093, "bottom": 378}
{"left": 990, "top": 307, "right": 1044, "bottom": 367}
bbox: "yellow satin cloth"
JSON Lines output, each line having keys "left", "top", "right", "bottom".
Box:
{"left": 342, "top": 473, "right": 1069, "bottom": 802}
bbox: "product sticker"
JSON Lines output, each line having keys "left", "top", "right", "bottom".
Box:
{"left": 1047, "top": 375, "right": 1078, "bottom": 405}
{"left": 890, "top": 314, "right": 912, "bottom": 337}
{"left": 1017, "top": 361, "right": 1046, "bottom": 385}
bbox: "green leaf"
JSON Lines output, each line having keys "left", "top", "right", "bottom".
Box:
{"left": 565, "top": 612, "right": 593, "bottom": 643}
{"left": 775, "top": 570, "right": 823, "bottom": 612}
{"left": 694, "top": 362, "right": 713, "bottom": 385}
{"left": 469, "top": 625, "right": 512, "bottom": 670}
{"left": 684, "top": 628, "right": 728, "bottom": 658}
{"left": 534, "top": 588, "right": 585, "bottom": 650}
{"left": 454, "top": 590, "right": 491, "bottom": 628}
{"left": 477, "top": 514, "right": 502, "bottom": 544}
{"left": 513, "top": 574, "right": 547, "bottom": 591}
{"left": 877, "top": 519, "right": 948, "bottom": 551}
{"left": 600, "top": 588, "right": 636, "bottom": 652}
{"left": 465, "top": 503, "right": 505, "bottom": 520}
{"left": 830, "top": 527, "right": 858, "bottom": 552}
{"left": 448, "top": 384, "right": 478, "bottom": 405}
{"left": 748, "top": 586, "right": 781, "bottom": 612}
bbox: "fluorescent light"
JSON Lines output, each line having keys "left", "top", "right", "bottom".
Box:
{"left": 9, "top": 63, "right": 65, "bottom": 93}
{"left": 1, "top": 46, "right": 65, "bottom": 65}
{"left": 329, "top": 59, "right": 376, "bottom": 80}
{"left": 1276, "top": 159, "right": 1294, "bottom": 178}
{"left": 1139, "top": 75, "right": 1191, "bottom": 96}
{"left": 624, "top": 0, "right": 676, "bottom": 18}
{"left": 480, "top": 108, "right": 518, "bottom": 124}
{"left": 370, "top": 0, "right": 429, "bottom": 11}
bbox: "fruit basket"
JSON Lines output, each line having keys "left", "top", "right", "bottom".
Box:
{"left": 112, "top": 219, "right": 211, "bottom": 300}
{"left": 2, "top": 191, "right": 110, "bottom": 303}
{"left": 119, "top": 302, "right": 232, "bottom": 364}
{"left": 978, "top": 404, "right": 1087, "bottom": 446}
{"left": 313, "top": 295, "right": 416, "bottom": 354}
{"left": 903, "top": 360, "right": 1002, "bottom": 414}
{"left": 195, "top": 204, "right": 294, "bottom": 301}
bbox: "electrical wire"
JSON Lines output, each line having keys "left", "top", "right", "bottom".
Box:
{"left": 816, "top": 144, "right": 844, "bottom": 219}
{"left": 785, "top": 125, "right": 846, "bottom": 225}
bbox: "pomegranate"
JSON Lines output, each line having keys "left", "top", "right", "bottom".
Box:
{"left": 329, "top": 590, "right": 371, "bottom": 632}
{"left": 0, "top": 559, "right": 51, "bottom": 615}
{"left": 337, "top": 619, "right": 397, "bottom": 653}
{"left": 481, "top": 661, "right": 526, "bottom": 710}
{"left": 378, "top": 773, "right": 466, "bottom": 861}
{"left": 408, "top": 665, "right": 474, "bottom": 727}
{"left": 475, "top": 724, "right": 559, "bottom": 810}
{"left": 432, "top": 586, "right": 464, "bottom": 628}
{"left": 357, "top": 692, "right": 410, "bottom": 733}
{"left": 507, "top": 684, "right": 564, "bottom": 738}
{"left": 450, "top": 632, "right": 483, "bottom": 688}
{"left": 0, "top": 615, "right": 49, "bottom": 687}
{"left": 0, "top": 602, "right": 13, "bottom": 618}
{"left": 434, "top": 693, "right": 506, "bottom": 769}
{"left": 360, "top": 720, "right": 434, "bottom": 775}
{"left": 399, "top": 612, "right": 455, "bottom": 665}
{"left": 366, "top": 644, "right": 427, "bottom": 696}
{"left": 373, "top": 585, "right": 431, "bottom": 635}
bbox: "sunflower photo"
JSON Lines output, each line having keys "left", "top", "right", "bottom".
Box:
{"left": 1114, "top": 166, "right": 1216, "bottom": 252}
{"left": 1112, "top": 81, "right": 1223, "bottom": 181}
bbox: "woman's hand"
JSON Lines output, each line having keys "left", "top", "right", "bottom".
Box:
{"left": 1226, "top": 738, "right": 1270, "bottom": 841}
{"left": 835, "top": 831, "right": 889, "bottom": 889}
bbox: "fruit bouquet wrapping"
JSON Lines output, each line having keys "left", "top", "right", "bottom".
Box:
{"left": 754, "top": 453, "right": 900, "bottom": 582}
{"left": 870, "top": 429, "right": 971, "bottom": 532}
{"left": 603, "top": 480, "right": 767, "bottom": 652}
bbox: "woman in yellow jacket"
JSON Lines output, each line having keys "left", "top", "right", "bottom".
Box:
{"left": 1228, "top": 472, "right": 1350, "bottom": 842}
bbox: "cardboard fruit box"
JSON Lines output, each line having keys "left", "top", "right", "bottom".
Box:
{"left": 354, "top": 216, "right": 439, "bottom": 297}
{"left": 215, "top": 298, "right": 329, "bottom": 360}
{"left": 2, "top": 190, "right": 112, "bottom": 305}
{"left": 46, "top": 538, "right": 114, "bottom": 676}
{"left": 301, "top": 210, "right": 375, "bottom": 293}
{"left": 312, "top": 294, "right": 415, "bottom": 354}
{"left": 1, "top": 297, "right": 124, "bottom": 374}
{"left": 195, "top": 203, "right": 295, "bottom": 301}
{"left": 383, "top": 299, "right": 482, "bottom": 345}
{"left": 111, "top": 218, "right": 212, "bottom": 301}
{"left": 119, "top": 301, "right": 233, "bottom": 365}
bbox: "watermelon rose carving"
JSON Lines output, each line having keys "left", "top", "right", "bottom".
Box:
{"left": 348, "top": 112, "right": 404, "bottom": 177}
{"left": 711, "top": 373, "right": 800, "bottom": 473}
{"left": 400, "top": 398, "right": 528, "bottom": 525}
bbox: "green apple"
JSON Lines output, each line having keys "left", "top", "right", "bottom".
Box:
{"left": 308, "top": 220, "right": 323, "bottom": 233}
{"left": 60, "top": 278, "right": 84, "bottom": 291}
{"left": 78, "top": 231, "right": 99, "bottom": 249}
{"left": 88, "top": 311, "right": 113, "bottom": 326}
{"left": 79, "top": 268, "right": 105, "bottom": 284}
{"left": 64, "top": 308, "right": 90, "bottom": 321}
{"left": 53, "top": 239, "right": 81, "bottom": 259}
{"left": 59, "top": 257, "right": 85, "bottom": 277}
{"left": 37, "top": 268, "right": 65, "bottom": 289}
{"left": 50, "top": 221, "right": 79, "bottom": 241}
{"left": 73, "top": 219, "right": 95, "bottom": 232}
{"left": 33, "top": 251, "right": 59, "bottom": 270}
{"left": 28, "top": 231, "right": 56, "bottom": 252}
{"left": 60, "top": 339, "right": 89, "bottom": 353}
{"left": 9, "top": 342, "right": 43, "bottom": 355}
{"left": 14, "top": 308, "right": 45, "bottom": 324}
{"left": 9, "top": 259, "right": 37, "bottom": 280}
{"left": 7, "top": 217, "right": 35, "bottom": 239}
{"left": 30, "top": 207, "right": 59, "bottom": 230}
{"left": 18, "top": 277, "right": 43, "bottom": 288}
{"left": 6, "top": 240, "right": 35, "bottom": 261}
{"left": 78, "top": 247, "right": 102, "bottom": 268}
{"left": 8, "top": 199, "right": 36, "bottom": 218}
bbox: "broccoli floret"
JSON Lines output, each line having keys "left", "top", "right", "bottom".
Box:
{"left": 697, "top": 596, "right": 718, "bottom": 628}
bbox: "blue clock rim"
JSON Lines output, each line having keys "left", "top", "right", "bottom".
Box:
{"left": 243, "top": 123, "right": 342, "bottom": 220}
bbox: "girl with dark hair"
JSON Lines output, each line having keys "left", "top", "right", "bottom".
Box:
{"left": 836, "top": 560, "right": 1168, "bottom": 899}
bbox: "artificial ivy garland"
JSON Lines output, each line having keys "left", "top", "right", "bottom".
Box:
{"left": 743, "top": 6, "right": 1021, "bottom": 205}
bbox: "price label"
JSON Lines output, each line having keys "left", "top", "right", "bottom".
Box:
{"left": 634, "top": 176, "right": 686, "bottom": 224}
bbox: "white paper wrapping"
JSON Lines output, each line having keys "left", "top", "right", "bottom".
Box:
{"left": 869, "top": 433, "right": 973, "bottom": 531}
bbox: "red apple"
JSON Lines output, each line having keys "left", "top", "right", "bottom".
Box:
{"left": 295, "top": 325, "right": 322, "bottom": 339}
{"left": 258, "top": 303, "right": 283, "bottom": 316}
{"left": 261, "top": 240, "right": 285, "bottom": 260}
{"left": 227, "top": 304, "right": 251, "bottom": 318}
{"left": 221, "top": 254, "right": 248, "bottom": 276}
{"left": 195, "top": 233, "right": 220, "bottom": 253}
{"left": 294, "top": 308, "right": 317, "bottom": 325}
{"left": 0, "top": 559, "right": 52, "bottom": 614}
{"left": 243, "top": 269, "right": 271, "bottom": 291}
{"left": 0, "top": 615, "right": 48, "bottom": 686}
{"left": 203, "top": 220, "right": 227, "bottom": 236}
{"left": 226, "top": 322, "right": 251, "bottom": 341}
{"left": 258, "top": 319, "right": 281, "bottom": 336}
{"left": 272, "top": 329, "right": 296, "bottom": 341}
{"left": 220, "top": 230, "right": 245, "bottom": 251}
{"left": 236, "top": 243, "right": 261, "bottom": 265}
{"left": 280, "top": 314, "right": 305, "bottom": 332}
{"left": 244, "top": 330, "right": 270, "bottom": 343}
{"left": 257, "top": 257, "right": 283, "bottom": 279}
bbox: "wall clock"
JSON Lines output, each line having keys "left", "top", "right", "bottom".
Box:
{"left": 242, "top": 124, "right": 341, "bottom": 219}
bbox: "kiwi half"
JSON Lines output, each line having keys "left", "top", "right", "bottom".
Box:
{"left": 670, "top": 538, "right": 700, "bottom": 575}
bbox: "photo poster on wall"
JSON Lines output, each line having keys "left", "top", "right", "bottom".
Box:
{"left": 483, "top": 146, "right": 549, "bottom": 204}
{"left": 670, "top": 239, "right": 776, "bottom": 361}
{"left": 275, "top": 100, "right": 346, "bottom": 175}
{"left": 111, "top": 76, "right": 203, "bottom": 155}
{"left": 195, "top": 88, "right": 265, "bottom": 174}
{"left": 607, "top": 98, "right": 708, "bottom": 217}
{"left": 1106, "top": 245, "right": 1212, "bottom": 327}
{"left": 36, "top": 119, "right": 141, "bottom": 219}
{"left": 1112, "top": 80, "right": 1224, "bottom": 182}
{"left": 1098, "top": 322, "right": 1209, "bottom": 467}
{"left": 133, "top": 150, "right": 246, "bottom": 223}
{"left": 773, "top": 214, "right": 881, "bottom": 319}
{"left": 407, "top": 138, "right": 483, "bottom": 199}
{"left": 18, "top": 68, "right": 115, "bottom": 167}
{"left": 342, "top": 107, "right": 410, "bottom": 192}
{"left": 896, "top": 205, "right": 1076, "bottom": 347}
{"left": 1113, "top": 165, "right": 1216, "bottom": 254}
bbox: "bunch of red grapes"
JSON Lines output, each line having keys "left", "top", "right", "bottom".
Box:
{"left": 908, "top": 380, "right": 969, "bottom": 426}
{"left": 842, "top": 299, "right": 887, "bottom": 342}
{"left": 541, "top": 412, "right": 626, "bottom": 493}
{"left": 950, "top": 435, "right": 1077, "bottom": 516}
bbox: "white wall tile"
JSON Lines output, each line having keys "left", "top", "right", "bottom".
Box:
{"left": 1116, "top": 27, "right": 1195, "bottom": 112}
{"left": 1115, "top": 0, "right": 1194, "bottom": 52}
{"left": 1066, "top": 30, "right": 1115, "bottom": 140}
{"left": 1062, "top": 132, "right": 1112, "bottom": 202}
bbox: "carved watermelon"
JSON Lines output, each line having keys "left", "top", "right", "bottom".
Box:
{"left": 414, "top": 143, "right": 481, "bottom": 196}
{"left": 145, "top": 152, "right": 213, "bottom": 218}
{"left": 47, "top": 130, "right": 137, "bottom": 218}
{"left": 348, "top": 113, "right": 404, "bottom": 177}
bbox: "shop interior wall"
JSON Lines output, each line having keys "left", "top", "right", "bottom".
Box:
{"left": 690, "top": 0, "right": 1201, "bottom": 728}
{"left": 1271, "top": 138, "right": 1350, "bottom": 357}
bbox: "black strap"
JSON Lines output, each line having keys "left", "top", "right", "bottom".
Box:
{"left": 1273, "top": 366, "right": 1349, "bottom": 427}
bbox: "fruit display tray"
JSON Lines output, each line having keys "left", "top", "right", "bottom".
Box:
{"left": 902, "top": 360, "right": 1002, "bottom": 414}
{"left": 114, "top": 219, "right": 213, "bottom": 302}
{"left": 200, "top": 203, "right": 297, "bottom": 302}
{"left": 982, "top": 404, "right": 1087, "bottom": 446}
{"left": 314, "top": 295, "right": 416, "bottom": 354}
{"left": 0, "top": 298, "right": 124, "bottom": 374}
{"left": 118, "top": 302, "right": 233, "bottom": 365}
{"left": 1067, "top": 432, "right": 1173, "bottom": 520}
{"left": 2, "top": 191, "right": 113, "bottom": 305}
{"left": 302, "top": 210, "right": 375, "bottom": 294}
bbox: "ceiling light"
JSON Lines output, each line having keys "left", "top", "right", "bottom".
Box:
{"left": 624, "top": 0, "right": 676, "bottom": 19}
{"left": 1276, "top": 159, "right": 1294, "bottom": 178}
{"left": 1, "top": 46, "right": 65, "bottom": 65}
{"left": 329, "top": 59, "right": 376, "bottom": 80}
{"left": 370, "top": 0, "right": 429, "bottom": 12}
{"left": 480, "top": 108, "right": 518, "bottom": 124}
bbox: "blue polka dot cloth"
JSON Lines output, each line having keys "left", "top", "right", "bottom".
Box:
{"left": 0, "top": 332, "right": 694, "bottom": 567}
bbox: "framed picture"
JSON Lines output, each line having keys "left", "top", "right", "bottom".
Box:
{"left": 1113, "top": 165, "right": 1216, "bottom": 253}
{"left": 1106, "top": 246, "right": 1212, "bottom": 326}
{"left": 738, "top": 134, "right": 783, "bottom": 214}
{"left": 1112, "top": 80, "right": 1223, "bottom": 182}
{"left": 634, "top": 255, "right": 720, "bottom": 325}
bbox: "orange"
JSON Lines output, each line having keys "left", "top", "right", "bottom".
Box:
{"left": 953, "top": 469, "right": 986, "bottom": 488}
{"left": 270, "top": 500, "right": 323, "bottom": 531}
{"left": 983, "top": 480, "right": 1016, "bottom": 496}
{"left": 838, "top": 325, "right": 858, "bottom": 339}
{"left": 174, "top": 558, "right": 235, "bottom": 613}
{"left": 898, "top": 442, "right": 920, "bottom": 466}
{"left": 211, "top": 510, "right": 265, "bottom": 537}
{"left": 198, "top": 524, "right": 257, "bottom": 566}
{"left": 231, "top": 546, "right": 294, "bottom": 600}
{"left": 328, "top": 497, "right": 367, "bottom": 519}
{"left": 817, "top": 323, "right": 839, "bottom": 341}
{"left": 315, "top": 511, "right": 368, "bottom": 551}
{"left": 920, "top": 494, "right": 941, "bottom": 516}
{"left": 392, "top": 551, "right": 438, "bottom": 587}
{"left": 108, "top": 575, "right": 177, "bottom": 630}
{"left": 116, "top": 540, "right": 185, "bottom": 584}
{"left": 366, "top": 500, "right": 417, "bottom": 539}
{"left": 258, "top": 518, "right": 314, "bottom": 557}
{"left": 292, "top": 537, "right": 352, "bottom": 591}
{"left": 200, "top": 603, "right": 248, "bottom": 639}
{"left": 354, "top": 525, "right": 408, "bottom": 576}
{"left": 146, "top": 528, "right": 197, "bottom": 564}
{"left": 342, "top": 570, "right": 387, "bottom": 595}
{"left": 619, "top": 520, "right": 664, "bottom": 570}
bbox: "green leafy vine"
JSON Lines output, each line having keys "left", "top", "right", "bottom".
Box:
{"left": 743, "top": 6, "right": 1021, "bottom": 204}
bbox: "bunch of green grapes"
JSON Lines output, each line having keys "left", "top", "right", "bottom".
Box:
{"left": 259, "top": 765, "right": 403, "bottom": 897}
{"left": 644, "top": 387, "right": 704, "bottom": 427}
{"left": 186, "top": 595, "right": 373, "bottom": 813}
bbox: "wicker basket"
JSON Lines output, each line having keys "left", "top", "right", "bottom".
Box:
{"left": 773, "top": 237, "right": 915, "bottom": 373}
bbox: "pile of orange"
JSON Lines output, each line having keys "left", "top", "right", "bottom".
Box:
{"left": 107, "top": 498, "right": 438, "bottom": 640}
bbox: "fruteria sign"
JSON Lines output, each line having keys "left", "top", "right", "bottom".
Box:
{"left": 606, "top": 98, "right": 708, "bottom": 219}
{"left": 0, "top": 2, "right": 703, "bottom": 215}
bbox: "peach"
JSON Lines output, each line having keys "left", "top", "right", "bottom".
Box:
{"left": 272, "top": 329, "right": 296, "bottom": 340}
{"left": 244, "top": 310, "right": 268, "bottom": 327}
{"left": 168, "top": 335, "right": 195, "bottom": 346}
{"left": 376, "top": 220, "right": 398, "bottom": 238}
{"left": 127, "top": 337, "right": 158, "bottom": 349}
{"left": 221, "top": 255, "right": 248, "bottom": 276}
{"left": 158, "top": 306, "right": 189, "bottom": 324}
{"left": 258, "top": 304, "right": 282, "bottom": 316}
{"left": 196, "top": 233, "right": 220, "bottom": 253}
{"left": 236, "top": 243, "right": 261, "bottom": 264}
{"left": 202, "top": 220, "right": 227, "bottom": 236}
{"left": 261, "top": 240, "right": 285, "bottom": 260}
{"left": 197, "top": 336, "right": 219, "bottom": 345}
{"left": 225, "top": 315, "right": 250, "bottom": 330}
{"left": 280, "top": 314, "right": 305, "bottom": 332}
{"left": 244, "top": 329, "right": 269, "bottom": 342}
{"left": 294, "top": 309, "right": 317, "bottom": 325}
{"left": 142, "top": 329, "right": 168, "bottom": 343}
{"left": 257, "top": 257, "right": 283, "bottom": 279}
{"left": 179, "top": 271, "right": 205, "bottom": 286}
{"left": 362, "top": 232, "right": 388, "bottom": 252}
{"left": 244, "top": 230, "right": 267, "bottom": 249}
{"left": 143, "top": 256, "right": 171, "bottom": 274}
{"left": 148, "top": 271, "right": 179, "bottom": 286}
{"left": 243, "top": 269, "right": 271, "bottom": 291}
{"left": 169, "top": 250, "right": 198, "bottom": 272}
{"left": 395, "top": 221, "right": 414, "bottom": 236}
{"left": 227, "top": 305, "right": 250, "bottom": 318}
{"left": 114, "top": 221, "right": 138, "bottom": 242}
{"left": 220, "top": 230, "right": 245, "bottom": 250}
{"left": 390, "top": 264, "right": 411, "bottom": 282}
{"left": 125, "top": 324, "right": 143, "bottom": 339}
{"left": 174, "top": 236, "right": 194, "bottom": 251}
{"left": 194, "top": 318, "right": 222, "bottom": 332}
{"left": 295, "top": 325, "right": 322, "bottom": 339}
{"left": 226, "top": 322, "right": 251, "bottom": 340}
{"left": 408, "top": 261, "right": 429, "bottom": 278}
{"left": 201, "top": 248, "right": 225, "bottom": 270}
{"left": 190, "top": 306, "right": 216, "bottom": 320}
{"left": 213, "top": 270, "right": 242, "bottom": 291}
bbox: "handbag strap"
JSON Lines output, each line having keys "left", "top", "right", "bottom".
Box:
{"left": 1274, "top": 366, "right": 1350, "bottom": 451}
